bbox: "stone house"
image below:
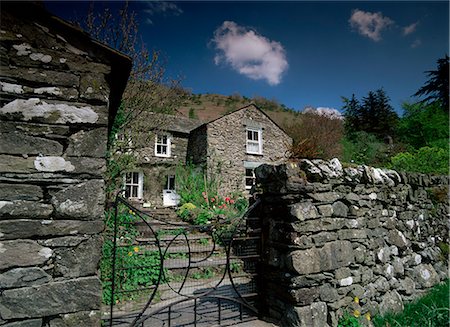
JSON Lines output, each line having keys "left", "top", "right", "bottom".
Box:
{"left": 128, "top": 104, "right": 292, "bottom": 206}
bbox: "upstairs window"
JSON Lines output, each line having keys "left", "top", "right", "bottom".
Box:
{"left": 246, "top": 128, "right": 262, "bottom": 154}
{"left": 124, "top": 171, "right": 143, "bottom": 199}
{"left": 155, "top": 134, "right": 171, "bottom": 157}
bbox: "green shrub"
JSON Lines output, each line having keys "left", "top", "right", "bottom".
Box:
{"left": 177, "top": 203, "right": 196, "bottom": 221}
{"left": 338, "top": 313, "right": 361, "bottom": 327}
{"left": 341, "top": 132, "right": 384, "bottom": 165}
{"left": 390, "top": 146, "right": 448, "bottom": 174}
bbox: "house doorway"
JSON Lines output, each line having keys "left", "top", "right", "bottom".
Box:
{"left": 163, "top": 175, "right": 180, "bottom": 206}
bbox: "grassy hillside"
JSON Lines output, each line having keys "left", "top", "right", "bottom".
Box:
{"left": 176, "top": 93, "right": 301, "bottom": 129}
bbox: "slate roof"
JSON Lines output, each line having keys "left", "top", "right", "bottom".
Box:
{"left": 148, "top": 113, "right": 204, "bottom": 134}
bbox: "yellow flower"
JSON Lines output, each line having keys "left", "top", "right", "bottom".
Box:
{"left": 129, "top": 210, "right": 135, "bottom": 215}
{"left": 128, "top": 251, "right": 133, "bottom": 256}
{"left": 365, "top": 313, "right": 371, "bottom": 321}
{"left": 353, "top": 310, "right": 361, "bottom": 318}
{"left": 133, "top": 246, "right": 139, "bottom": 253}
{"left": 354, "top": 296, "right": 359, "bottom": 304}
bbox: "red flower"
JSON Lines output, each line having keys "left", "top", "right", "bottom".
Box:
{"left": 210, "top": 197, "right": 215, "bottom": 202}
{"left": 225, "top": 197, "right": 231, "bottom": 203}
{"left": 230, "top": 199, "right": 235, "bottom": 204}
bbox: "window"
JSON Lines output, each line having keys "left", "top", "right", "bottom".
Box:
{"left": 245, "top": 168, "right": 256, "bottom": 190}
{"left": 246, "top": 128, "right": 262, "bottom": 154}
{"left": 124, "top": 172, "right": 143, "bottom": 199}
{"left": 165, "top": 175, "right": 176, "bottom": 190}
{"left": 155, "top": 134, "right": 171, "bottom": 157}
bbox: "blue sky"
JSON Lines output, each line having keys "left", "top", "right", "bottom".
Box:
{"left": 45, "top": 1, "right": 449, "bottom": 114}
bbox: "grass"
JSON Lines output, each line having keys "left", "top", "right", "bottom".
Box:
{"left": 372, "top": 279, "right": 449, "bottom": 327}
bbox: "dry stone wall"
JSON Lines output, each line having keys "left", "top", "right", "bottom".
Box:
{"left": 254, "top": 159, "right": 448, "bottom": 327}
{"left": 0, "top": 4, "right": 130, "bottom": 327}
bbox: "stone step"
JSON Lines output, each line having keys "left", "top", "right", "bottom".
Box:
{"left": 163, "top": 257, "right": 241, "bottom": 270}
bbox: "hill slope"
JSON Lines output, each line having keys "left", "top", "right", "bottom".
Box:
{"left": 176, "top": 93, "right": 301, "bottom": 129}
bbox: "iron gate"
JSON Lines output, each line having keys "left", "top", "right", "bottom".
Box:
{"left": 103, "top": 195, "right": 262, "bottom": 327}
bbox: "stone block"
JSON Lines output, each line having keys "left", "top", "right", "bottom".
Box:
{"left": 0, "top": 267, "right": 51, "bottom": 289}
{"left": 47, "top": 310, "right": 100, "bottom": 327}
{"left": 332, "top": 201, "right": 348, "bottom": 217}
{"left": 288, "top": 287, "right": 320, "bottom": 306}
{"left": 387, "top": 229, "right": 409, "bottom": 249}
{"left": 0, "top": 98, "right": 108, "bottom": 126}
{"left": 319, "top": 283, "right": 339, "bottom": 302}
{"left": 0, "top": 219, "right": 103, "bottom": 240}
{"left": 0, "top": 132, "right": 63, "bottom": 156}
{"left": 379, "top": 290, "right": 404, "bottom": 315}
{"left": 308, "top": 192, "right": 341, "bottom": 203}
{"left": 0, "top": 277, "right": 101, "bottom": 319}
{"left": 79, "top": 73, "right": 110, "bottom": 102}
{"left": 66, "top": 128, "right": 107, "bottom": 157}
{"left": 0, "top": 239, "right": 52, "bottom": 270}
{"left": 413, "top": 264, "right": 439, "bottom": 288}
{"left": 317, "top": 204, "right": 333, "bottom": 217}
{"left": 51, "top": 180, "right": 105, "bottom": 220}
{"left": 290, "top": 202, "right": 318, "bottom": 221}
{"left": 0, "top": 201, "right": 53, "bottom": 219}
{"left": 338, "top": 229, "right": 367, "bottom": 240}
{"left": 281, "top": 302, "right": 329, "bottom": 327}
{"left": 0, "top": 184, "right": 43, "bottom": 201}
{"left": 293, "top": 218, "right": 346, "bottom": 233}
{"left": 312, "top": 232, "right": 337, "bottom": 246}
{"left": 287, "top": 240, "right": 354, "bottom": 275}
{"left": 54, "top": 235, "right": 102, "bottom": 278}
{"left": 2, "top": 319, "right": 43, "bottom": 327}
{"left": 0, "top": 66, "right": 80, "bottom": 87}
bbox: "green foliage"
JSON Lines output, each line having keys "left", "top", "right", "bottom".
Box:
{"left": 101, "top": 206, "right": 164, "bottom": 305}
{"left": 342, "top": 89, "right": 399, "bottom": 139}
{"left": 390, "top": 146, "right": 448, "bottom": 175}
{"left": 397, "top": 102, "right": 449, "bottom": 149}
{"left": 341, "top": 132, "right": 384, "bottom": 165}
{"left": 373, "top": 279, "right": 449, "bottom": 327}
{"left": 338, "top": 313, "right": 361, "bottom": 327}
{"left": 414, "top": 55, "right": 449, "bottom": 111}
{"left": 188, "top": 107, "right": 197, "bottom": 119}
{"left": 175, "top": 161, "right": 248, "bottom": 225}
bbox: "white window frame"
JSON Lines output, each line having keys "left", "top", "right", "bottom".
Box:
{"left": 245, "top": 168, "right": 256, "bottom": 190}
{"left": 164, "top": 175, "right": 176, "bottom": 191}
{"left": 154, "top": 133, "right": 171, "bottom": 157}
{"left": 123, "top": 171, "right": 143, "bottom": 199}
{"left": 246, "top": 127, "right": 262, "bottom": 155}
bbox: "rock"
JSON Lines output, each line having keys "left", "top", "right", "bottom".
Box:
{"left": 46, "top": 310, "right": 100, "bottom": 327}
{"left": 332, "top": 201, "right": 348, "bottom": 217}
{"left": 338, "top": 229, "right": 367, "bottom": 240}
{"left": 379, "top": 290, "right": 404, "bottom": 315}
{"left": 288, "top": 241, "right": 354, "bottom": 275}
{"left": 0, "top": 184, "right": 43, "bottom": 201}
{"left": 2, "top": 318, "right": 43, "bottom": 327}
{"left": 335, "top": 267, "right": 351, "bottom": 280}
{"left": 308, "top": 192, "right": 341, "bottom": 203}
{"left": 54, "top": 236, "right": 102, "bottom": 278}
{"left": 312, "top": 232, "right": 337, "bottom": 246}
{"left": 66, "top": 128, "right": 107, "bottom": 158}
{"left": 414, "top": 264, "right": 439, "bottom": 288}
{"left": 0, "top": 219, "right": 103, "bottom": 240}
{"left": 290, "top": 202, "right": 318, "bottom": 221}
{"left": 376, "top": 247, "right": 391, "bottom": 263}
{"left": 51, "top": 180, "right": 104, "bottom": 220}
{"left": 289, "top": 288, "right": 320, "bottom": 306}
{"left": 350, "top": 284, "right": 365, "bottom": 299}
{"left": 319, "top": 283, "right": 339, "bottom": 302}
{"left": 0, "top": 277, "right": 101, "bottom": 319}
{"left": 0, "top": 267, "right": 51, "bottom": 289}
{"left": 339, "top": 277, "right": 353, "bottom": 286}
{"left": 398, "top": 277, "right": 415, "bottom": 295}
{"left": 393, "top": 258, "right": 404, "bottom": 276}
{"left": 0, "top": 239, "right": 52, "bottom": 270}
{"left": 317, "top": 204, "right": 333, "bottom": 217}
{"left": 0, "top": 200, "right": 53, "bottom": 219}
{"left": 0, "top": 132, "right": 63, "bottom": 156}
{"left": 281, "top": 302, "right": 329, "bottom": 327}
{"left": 388, "top": 229, "right": 409, "bottom": 249}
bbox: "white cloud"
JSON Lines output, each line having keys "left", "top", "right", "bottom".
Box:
{"left": 403, "top": 22, "right": 418, "bottom": 36}
{"left": 411, "top": 39, "right": 422, "bottom": 48}
{"left": 303, "top": 107, "right": 343, "bottom": 120}
{"left": 349, "top": 9, "right": 394, "bottom": 42}
{"left": 211, "top": 21, "right": 288, "bottom": 85}
{"left": 144, "top": 1, "right": 183, "bottom": 24}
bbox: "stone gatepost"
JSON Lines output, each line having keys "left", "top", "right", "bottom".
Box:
{"left": 254, "top": 160, "right": 448, "bottom": 327}
{"left": 0, "top": 3, "right": 131, "bottom": 326}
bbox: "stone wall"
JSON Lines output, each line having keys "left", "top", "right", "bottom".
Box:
{"left": 0, "top": 4, "right": 130, "bottom": 326}
{"left": 254, "top": 159, "right": 448, "bottom": 327}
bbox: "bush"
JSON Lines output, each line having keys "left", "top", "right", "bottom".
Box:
{"left": 287, "top": 112, "right": 344, "bottom": 159}
{"left": 390, "top": 146, "right": 448, "bottom": 174}
{"left": 341, "top": 131, "right": 384, "bottom": 165}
